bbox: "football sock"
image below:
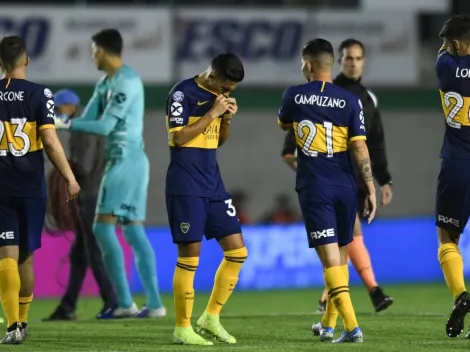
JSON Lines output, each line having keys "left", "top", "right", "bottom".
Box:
{"left": 174, "top": 257, "right": 199, "bottom": 327}
{"left": 438, "top": 243, "right": 466, "bottom": 299}
{"left": 93, "top": 222, "right": 133, "bottom": 309}
{"left": 19, "top": 294, "right": 33, "bottom": 324}
{"left": 123, "top": 225, "right": 163, "bottom": 310}
{"left": 0, "top": 258, "right": 20, "bottom": 327}
{"left": 206, "top": 247, "right": 248, "bottom": 315}
{"left": 324, "top": 266, "right": 358, "bottom": 332}
{"left": 348, "top": 236, "right": 378, "bottom": 291}
{"left": 321, "top": 265, "right": 348, "bottom": 328}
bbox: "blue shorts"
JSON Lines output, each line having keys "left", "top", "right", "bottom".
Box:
{"left": 97, "top": 153, "right": 149, "bottom": 222}
{"left": 0, "top": 197, "right": 46, "bottom": 253}
{"left": 436, "top": 159, "right": 470, "bottom": 233}
{"left": 298, "top": 186, "right": 357, "bottom": 248}
{"left": 166, "top": 194, "right": 242, "bottom": 244}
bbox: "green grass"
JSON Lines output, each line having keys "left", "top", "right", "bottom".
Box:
{"left": 13, "top": 283, "right": 470, "bottom": 351}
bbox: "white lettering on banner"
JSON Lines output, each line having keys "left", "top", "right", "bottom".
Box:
{"left": 238, "top": 225, "right": 324, "bottom": 289}
{"left": 0, "top": 91, "right": 24, "bottom": 101}
{"left": 295, "top": 94, "right": 346, "bottom": 108}
{"left": 177, "top": 8, "right": 307, "bottom": 85}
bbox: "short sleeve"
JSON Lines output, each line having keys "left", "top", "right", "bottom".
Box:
{"left": 277, "top": 87, "right": 294, "bottom": 128}
{"left": 167, "top": 89, "right": 190, "bottom": 133}
{"left": 102, "top": 77, "right": 137, "bottom": 120}
{"left": 349, "top": 98, "right": 367, "bottom": 142}
{"left": 36, "top": 87, "right": 56, "bottom": 130}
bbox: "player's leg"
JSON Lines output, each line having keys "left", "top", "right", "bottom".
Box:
{"left": 434, "top": 159, "right": 470, "bottom": 338}
{"left": 167, "top": 195, "right": 213, "bottom": 346}
{"left": 196, "top": 196, "right": 247, "bottom": 344}
{"left": 348, "top": 211, "right": 393, "bottom": 312}
{"left": 0, "top": 199, "right": 22, "bottom": 344}
{"left": 18, "top": 253, "right": 33, "bottom": 340}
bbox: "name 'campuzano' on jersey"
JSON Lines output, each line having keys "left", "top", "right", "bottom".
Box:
{"left": 0, "top": 78, "right": 55, "bottom": 197}
{"left": 165, "top": 77, "right": 226, "bottom": 197}
{"left": 278, "top": 81, "right": 366, "bottom": 190}
{"left": 437, "top": 51, "right": 470, "bottom": 158}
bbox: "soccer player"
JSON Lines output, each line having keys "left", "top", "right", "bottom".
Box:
{"left": 43, "top": 89, "right": 117, "bottom": 321}
{"left": 277, "top": 38, "right": 377, "bottom": 343}
{"left": 0, "top": 36, "right": 79, "bottom": 344}
{"left": 53, "top": 29, "right": 165, "bottom": 319}
{"left": 166, "top": 53, "right": 247, "bottom": 345}
{"left": 434, "top": 15, "right": 470, "bottom": 338}
{"left": 283, "top": 38, "right": 394, "bottom": 315}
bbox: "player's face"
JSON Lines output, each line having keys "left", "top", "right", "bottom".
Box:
{"left": 340, "top": 44, "right": 364, "bottom": 80}
{"left": 208, "top": 76, "right": 237, "bottom": 95}
{"left": 453, "top": 39, "right": 470, "bottom": 56}
{"left": 91, "top": 42, "right": 105, "bottom": 70}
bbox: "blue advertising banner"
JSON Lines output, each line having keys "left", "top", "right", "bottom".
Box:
{"left": 129, "top": 217, "right": 457, "bottom": 293}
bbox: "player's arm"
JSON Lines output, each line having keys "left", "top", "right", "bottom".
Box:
{"left": 218, "top": 98, "right": 237, "bottom": 147}
{"left": 282, "top": 129, "right": 297, "bottom": 171}
{"left": 171, "top": 95, "right": 229, "bottom": 147}
{"left": 70, "top": 83, "right": 102, "bottom": 122}
{"left": 69, "top": 78, "right": 136, "bottom": 135}
{"left": 277, "top": 87, "right": 294, "bottom": 131}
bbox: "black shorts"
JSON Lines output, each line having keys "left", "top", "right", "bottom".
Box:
{"left": 0, "top": 197, "right": 46, "bottom": 253}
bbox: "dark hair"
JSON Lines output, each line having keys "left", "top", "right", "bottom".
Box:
{"left": 301, "top": 38, "right": 334, "bottom": 59}
{"left": 0, "top": 36, "right": 26, "bottom": 72}
{"left": 211, "top": 53, "right": 244, "bottom": 83}
{"left": 92, "top": 29, "right": 123, "bottom": 56}
{"left": 338, "top": 38, "right": 365, "bottom": 56}
{"left": 440, "top": 15, "right": 470, "bottom": 41}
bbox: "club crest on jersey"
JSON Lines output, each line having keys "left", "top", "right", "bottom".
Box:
{"left": 44, "top": 88, "right": 53, "bottom": 98}
{"left": 173, "top": 91, "right": 184, "bottom": 102}
{"left": 114, "top": 92, "right": 126, "bottom": 104}
{"left": 180, "top": 222, "right": 190, "bottom": 234}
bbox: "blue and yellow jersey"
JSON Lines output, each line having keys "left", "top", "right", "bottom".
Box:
{"left": 437, "top": 51, "right": 470, "bottom": 159}
{"left": 278, "top": 81, "right": 366, "bottom": 190}
{"left": 0, "top": 78, "right": 55, "bottom": 198}
{"left": 165, "top": 77, "right": 226, "bottom": 197}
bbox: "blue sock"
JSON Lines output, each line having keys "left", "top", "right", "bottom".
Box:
{"left": 93, "top": 222, "right": 133, "bottom": 309}
{"left": 123, "top": 225, "right": 163, "bottom": 310}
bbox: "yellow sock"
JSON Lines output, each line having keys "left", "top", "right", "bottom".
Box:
{"left": 19, "top": 295, "right": 33, "bottom": 324}
{"left": 0, "top": 258, "right": 20, "bottom": 327}
{"left": 324, "top": 266, "right": 358, "bottom": 332}
{"left": 206, "top": 247, "right": 248, "bottom": 315}
{"left": 173, "top": 257, "right": 199, "bottom": 328}
{"left": 438, "top": 243, "right": 466, "bottom": 299}
{"left": 320, "top": 265, "right": 349, "bottom": 328}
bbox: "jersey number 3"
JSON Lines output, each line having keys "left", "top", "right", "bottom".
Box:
{"left": 0, "top": 118, "right": 31, "bottom": 157}
{"left": 297, "top": 120, "right": 334, "bottom": 157}
{"left": 444, "top": 91, "right": 470, "bottom": 129}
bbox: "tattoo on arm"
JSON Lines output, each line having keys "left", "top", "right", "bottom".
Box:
{"left": 360, "top": 158, "right": 373, "bottom": 182}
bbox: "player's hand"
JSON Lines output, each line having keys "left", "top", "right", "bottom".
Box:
{"left": 210, "top": 95, "right": 231, "bottom": 118}
{"left": 364, "top": 192, "right": 377, "bottom": 224}
{"left": 381, "top": 184, "right": 393, "bottom": 207}
{"left": 53, "top": 114, "right": 71, "bottom": 130}
{"left": 222, "top": 98, "right": 238, "bottom": 122}
{"left": 66, "top": 181, "right": 80, "bottom": 201}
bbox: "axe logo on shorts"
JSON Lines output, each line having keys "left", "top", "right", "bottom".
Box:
{"left": 180, "top": 222, "right": 190, "bottom": 234}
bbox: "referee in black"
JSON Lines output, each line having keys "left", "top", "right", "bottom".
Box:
{"left": 282, "top": 38, "right": 393, "bottom": 313}
{"left": 43, "top": 89, "right": 117, "bottom": 321}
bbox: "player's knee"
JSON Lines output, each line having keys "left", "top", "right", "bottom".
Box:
{"left": 94, "top": 214, "right": 118, "bottom": 224}
{"left": 218, "top": 233, "right": 245, "bottom": 252}
{"left": 315, "top": 243, "right": 341, "bottom": 268}
{"left": 438, "top": 226, "right": 461, "bottom": 245}
{"left": 18, "top": 252, "right": 32, "bottom": 266}
{"left": 353, "top": 215, "right": 362, "bottom": 236}
{"left": 0, "top": 245, "right": 19, "bottom": 261}
{"left": 178, "top": 242, "right": 202, "bottom": 257}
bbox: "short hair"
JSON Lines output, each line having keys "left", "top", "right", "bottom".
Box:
{"left": 440, "top": 15, "right": 470, "bottom": 41}
{"left": 92, "top": 29, "right": 123, "bottom": 56}
{"left": 211, "top": 53, "right": 244, "bottom": 83}
{"left": 0, "top": 36, "right": 26, "bottom": 72}
{"left": 302, "top": 39, "right": 334, "bottom": 59}
{"left": 338, "top": 38, "right": 365, "bottom": 56}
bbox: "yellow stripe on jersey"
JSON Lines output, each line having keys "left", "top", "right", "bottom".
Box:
{"left": 5, "top": 78, "right": 11, "bottom": 89}
{"left": 321, "top": 81, "right": 326, "bottom": 92}
{"left": 440, "top": 90, "right": 470, "bottom": 127}
{"left": 350, "top": 135, "right": 367, "bottom": 142}
{"left": 0, "top": 121, "right": 44, "bottom": 155}
{"left": 293, "top": 121, "right": 350, "bottom": 154}
{"left": 39, "top": 124, "right": 55, "bottom": 131}
{"left": 167, "top": 116, "right": 221, "bottom": 149}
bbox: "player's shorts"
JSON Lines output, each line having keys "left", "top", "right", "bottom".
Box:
{"left": 298, "top": 185, "right": 357, "bottom": 248}
{"left": 97, "top": 152, "right": 149, "bottom": 222}
{"left": 0, "top": 197, "right": 46, "bottom": 253}
{"left": 436, "top": 158, "right": 470, "bottom": 233}
{"left": 166, "top": 194, "right": 242, "bottom": 244}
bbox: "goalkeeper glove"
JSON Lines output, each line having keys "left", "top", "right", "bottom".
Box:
{"left": 54, "top": 114, "right": 71, "bottom": 129}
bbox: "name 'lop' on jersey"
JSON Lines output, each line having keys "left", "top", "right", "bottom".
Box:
{"left": 0, "top": 78, "right": 55, "bottom": 198}
{"left": 165, "top": 77, "right": 227, "bottom": 197}
{"left": 437, "top": 51, "right": 470, "bottom": 158}
{"left": 277, "top": 81, "right": 367, "bottom": 191}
